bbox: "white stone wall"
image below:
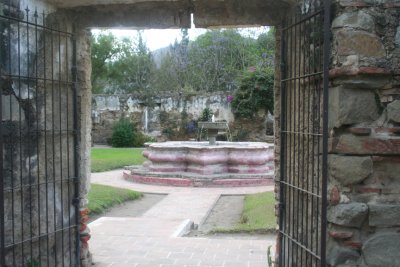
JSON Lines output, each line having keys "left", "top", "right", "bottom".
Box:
{"left": 92, "top": 93, "right": 234, "bottom": 122}
{"left": 91, "top": 93, "right": 235, "bottom": 143}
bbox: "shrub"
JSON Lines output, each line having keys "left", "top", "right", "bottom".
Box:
{"left": 111, "top": 118, "right": 137, "bottom": 147}
{"left": 111, "top": 118, "right": 156, "bottom": 147}
{"left": 200, "top": 107, "right": 213, "bottom": 122}
{"left": 231, "top": 67, "right": 274, "bottom": 118}
{"left": 232, "top": 128, "right": 250, "bottom": 141}
{"left": 134, "top": 132, "right": 157, "bottom": 146}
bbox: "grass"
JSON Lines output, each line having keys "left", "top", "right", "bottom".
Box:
{"left": 214, "top": 192, "right": 276, "bottom": 234}
{"left": 91, "top": 147, "right": 145, "bottom": 172}
{"left": 88, "top": 183, "right": 143, "bottom": 215}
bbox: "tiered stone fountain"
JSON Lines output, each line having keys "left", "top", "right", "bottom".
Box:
{"left": 124, "top": 122, "right": 274, "bottom": 187}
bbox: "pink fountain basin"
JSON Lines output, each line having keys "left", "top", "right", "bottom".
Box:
{"left": 124, "top": 141, "right": 275, "bottom": 187}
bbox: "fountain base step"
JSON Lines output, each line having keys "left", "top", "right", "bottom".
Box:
{"left": 123, "top": 168, "right": 274, "bottom": 187}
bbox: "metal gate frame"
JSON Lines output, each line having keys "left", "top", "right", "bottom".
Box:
{"left": 0, "top": 2, "right": 80, "bottom": 266}
{"left": 278, "top": 0, "right": 331, "bottom": 266}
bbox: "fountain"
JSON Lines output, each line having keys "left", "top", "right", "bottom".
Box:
{"left": 198, "top": 121, "right": 230, "bottom": 145}
{"left": 124, "top": 122, "right": 274, "bottom": 187}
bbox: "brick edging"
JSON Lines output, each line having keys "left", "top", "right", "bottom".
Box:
{"left": 123, "top": 172, "right": 274, "bottom": 187}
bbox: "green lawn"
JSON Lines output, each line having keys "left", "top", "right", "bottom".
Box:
{"left": 215, "top": 192, "right": 276, "bottom": 233}
{"left": 91, "top": 147, "right": 145, "bottom": 172}
{"left": 88, "top": 184, "right": 143, "bottom": 215}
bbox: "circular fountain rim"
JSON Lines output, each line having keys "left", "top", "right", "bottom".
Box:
{"left": 145, "top": 141, "right": 273, "bottom": 149}
{"left": 127, "top": 142, "right": 275, "bottom": 187}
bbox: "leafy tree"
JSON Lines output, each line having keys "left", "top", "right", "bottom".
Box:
{"left": 91, "top": 32, "right": 121, "bottom": 93}
{"left": 91, "top": 28, "right": 275, "bottom": 97}
{"left": 159, "top": 28, "right": 274, "bottom": 93}
{"left": 91, "top": 31, "right": 155, "bottom": 94}
{"left": 151, "top": 51, "right": 181, "bottom": 92}
{"left": 186, "top": 29, "right": 247, "bottom": 92}
{"left": 109, "top": 32, "right": 154, "bottom": 93}
{"left": 256, "top": 27, "right": 275, "bottom": 68}
{"left": 151, "top": 29, "right": 191, "bottom": 92}
{"left": 231, "top": 67, "right": 274, "bottom": 118}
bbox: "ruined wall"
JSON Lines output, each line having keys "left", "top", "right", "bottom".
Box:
{"left": 326, "top": 1, "right": 400, "bottom": 266}
{"left": 92, "top": 93, "right": 273, "bottom": 144}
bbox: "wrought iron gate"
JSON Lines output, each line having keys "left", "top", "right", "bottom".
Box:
{"left": 0, "top": 2, "right": 80, "bottom": 266}
{"left": 278, "top": 0, "right": 330, "bottom": 266}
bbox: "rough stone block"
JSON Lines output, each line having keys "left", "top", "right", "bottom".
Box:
{"left": 331, "top": 75, "right": 390, "bottom": 90}
{"left": 327, "top": 203, "right": 368, "bottom": 227}
{"left": 333, "top": 134, "right": 400, "bottom": 155}
{"left": 329, "top": 67, "right": 391, "bottom": 90}
{"left": 387, "top": 100, "right": 400, "bottom": 123}
{"left": 329, "top": 67, "right": 391, "bottom": 78}
{"left": 327, "top": 245, "right": 360, "bottom": 266}
{"left": 329, "top": 86, "right": 379, "bottom": 128}
{"left": 332, "top": 11, "right": 375, "bottom": 31}
{"left": 336, "top": 30, "right": 386, "bottom": 57}
{"left": 362, "top": 233, "right": 400, "bottom": 267}
{"left": 371, "top": 156, "right": 400, "bottom": 181}
{"left": 329, "top": 155, "right": 373, "bottom": 185}
{"left": 369, "top": 204, "right": 400, "bottom": 227}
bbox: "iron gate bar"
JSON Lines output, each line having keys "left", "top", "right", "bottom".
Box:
{"left": 321, "top": 0, "right": 331, "bottom": 264}
{"left": 0, "top": 32, "right": 5, "bottom": 267}
{"left": 43, "top": 11, "right": 50, "bottom": 267}
{"left": 278, "top": 17, "right": 286, "bottom": 267}
{"left": 278, "top": 0, "right": 330, "bottom": 266}
{"left": 34, "top": 9, "right": 41, "bottom": 265}
{"left": 281, "top": 71, "right": 323, "bottom": 82}
{"left": 0, "top": 2, "right": 80, "bottom": 265}
{"left": 72, "top": 24, "right": 81, "bottom": 267}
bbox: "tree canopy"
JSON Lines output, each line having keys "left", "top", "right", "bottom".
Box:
{"left": 91, "top": 31, "right": 154, "bottom": 94}
{"left": 91, "top": 28, "right": 275, "bottom": 95}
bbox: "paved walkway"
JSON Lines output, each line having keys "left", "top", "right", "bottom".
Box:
{"left": 89, "top": 170, "right": 276, "bottom": 267}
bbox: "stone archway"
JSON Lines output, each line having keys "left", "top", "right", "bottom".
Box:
{"left": 2, "top": 0, "right": 400, "bottom": 266}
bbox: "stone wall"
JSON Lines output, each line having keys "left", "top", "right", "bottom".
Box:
{"left": 326, "top": 1, "right": 400, "bottom": 266}
{"left": 273, "top": 1, "right": 400, "bottom": 266}
{"left": 91, "top": 93, "right": 273, "bottom": 144}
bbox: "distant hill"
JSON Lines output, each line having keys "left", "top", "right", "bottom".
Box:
{"left": 152, "top": 46, "right": 172, "bottom": 69}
